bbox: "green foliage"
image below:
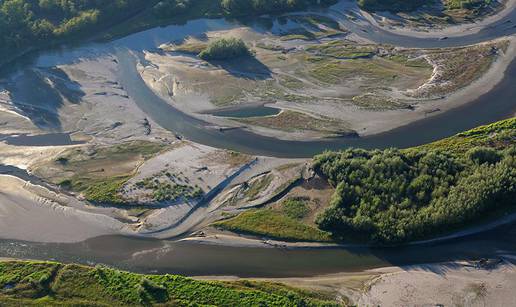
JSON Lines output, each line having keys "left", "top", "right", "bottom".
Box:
{"left": 313, "top": 143, "right": 516, "bottom": 243}
{"left": 199, "top": 37, "right": 252, "bottom": 61}
{"left": 282, "top": 197, "right": 310, "bottom": 219}
{"left": 415, "top": 117, "right": 516, "bottom": 154}
{"left": 357, "top": 0, "right": 493, "bottom": 13}
{"left": 0, "top": 260, "right": 340, "bottom": 306}
{"left": 52, "top": 141, "right": 165, "bottom": 205}
{"left": 244, "top": 174, "right": 274, "bottom": 200}
{"left": 152, "top": 0, "right": 192, "bottom": 18}
{"left": 467, "top": 146, "right": 502, "bottom": 165}
{"left": 0, "top": 0, "right": 337, "bottom": 67}
{"left": 445, "top": 0, "right": 493, "bottom": 10}
{"left": 82, "top": 176, "right": 131, "bottom": 204}
{"left": 0, "top": 0, "right": 152, "bottom": 62}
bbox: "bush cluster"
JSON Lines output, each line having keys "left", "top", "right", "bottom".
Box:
{"left": 199, "top": 37, "right": 252, "bottom": 60}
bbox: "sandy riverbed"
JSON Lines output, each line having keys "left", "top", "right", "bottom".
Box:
{"left": 138, "top": 26, "right": 516, "bottom": 140}
{"left": 197, "top": 260, "right": 516, "bottom": 306}
{"left": 0, "top": 175, "right": 128, "bottom": 243}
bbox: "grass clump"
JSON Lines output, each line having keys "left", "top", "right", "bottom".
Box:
{"left": 199, "top": 37, "right": 252, "bottom": 61}
{"left": 238, "top": 110, "right": 353, "bottom": 135}
{"left": 82, "top": 176, "right": 132, "bottom": 204}
{"left": 282, "top": 198, "right": 311, "bottom": 219}
{"left": 0, "top": 260, "right": 340, "bottom": 306}
{"left": 306, "top": 41, "right": 376, "bottom": 59}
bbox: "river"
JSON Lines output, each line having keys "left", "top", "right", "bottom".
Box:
{"left": 1, "top": 0, "right": 516, "bottom": 276}
{"left": 2, "top": 220, "right": 516, "bottom": 277}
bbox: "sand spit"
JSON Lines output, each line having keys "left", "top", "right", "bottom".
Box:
{"left": 0, "top": 175, "right": 129, "bottom": 243}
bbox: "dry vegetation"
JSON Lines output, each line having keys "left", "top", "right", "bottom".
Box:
{"left": 237, "top": 110, "right": 355, "bottom": 136}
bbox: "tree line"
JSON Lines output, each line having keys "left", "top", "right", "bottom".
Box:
{"left": 0, "top": 0, "right": 153, "bottom": 59}
{"left": 0, "top": 0, "right": 337, "bottom": 66}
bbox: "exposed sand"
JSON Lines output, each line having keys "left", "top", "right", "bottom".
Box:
{"left": 197, "top": 260, "right": 516, "bottom": 306}
{"left": 0, "top": 55, "right": 176, "bottom": 146}
{"left": 138, "top": 23, "right": 515, "bottom": 140}
{"left": 350, "top": 36, "right": 516, "bottom": 136}
{"left": 0, "top": 175, "right": 129, "bottom": 243}
{"left": 358, "top": 261, "right": 516, "bottom": 306}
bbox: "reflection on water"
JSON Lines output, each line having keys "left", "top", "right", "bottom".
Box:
{"left": 0, "top": 133, "right": 84, "bottom": 146}
{"left": 207, "top": 105, "right": 281, "bottom": 118}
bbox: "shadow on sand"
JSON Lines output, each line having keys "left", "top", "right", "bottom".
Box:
{"left": 4, "top": 67, "right": 85, "bottom": 130}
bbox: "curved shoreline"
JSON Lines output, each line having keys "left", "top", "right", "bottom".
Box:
{"left": 359, "top": 0, "right": 516, "bottom": 39}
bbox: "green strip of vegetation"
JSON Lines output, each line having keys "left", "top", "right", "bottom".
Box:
{"left": 414, "top": 117, "right": 516, "bottom": 154}
{"left": 0, "top": 260, "right": 340, "bottom": 306}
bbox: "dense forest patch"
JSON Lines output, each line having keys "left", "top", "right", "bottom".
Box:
{"left": 214, "top": 118, "right": 515, "bottom": 244}
{"left": 313, "top": 118, "right": 516, "bottom": 243}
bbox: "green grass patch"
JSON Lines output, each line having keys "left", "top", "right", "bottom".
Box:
{"left": 215, "top": 209, "right": 332, "bottom": 242}
{"left": 282, "top": 198, "right": 311, "bottom": 219}
{"left": 386, "top": 54, "right": 432, "bottom": 68}
{"left": 306, "top": 41, "right": 376, "bottom": 59}
{"left": 81, "top": 176, "right": 132, "bottom": 204}
{"left": 0, "top": 260, "right": 340, "bottom": 306}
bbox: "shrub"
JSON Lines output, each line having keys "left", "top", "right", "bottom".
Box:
{"left": 467, "top": 146, "right": 502, "bottom": 165}
{"left": 199, "top": 37, "right": 252, "bottom": 60}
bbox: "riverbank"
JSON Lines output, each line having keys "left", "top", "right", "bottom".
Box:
{"left": 197, "top": 259, "right": 516, "bottom": 306}
{"left": 361, "top": 0, "right": 516, "bottom": 38}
